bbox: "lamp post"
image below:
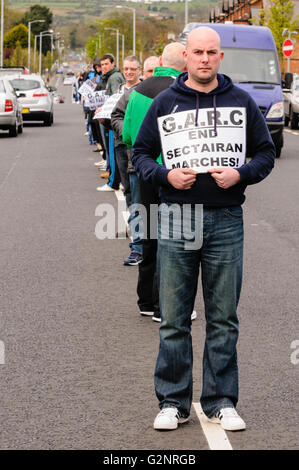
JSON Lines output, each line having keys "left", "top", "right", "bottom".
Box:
{"left": 39, "top": 30, "right": 53, "bottom": 75}
{"left": 185, "top": 0, "right": 188, "bottom": 25}
{"left": 104, "top": 27, "right": 119, "bottom": 68}
{"left": 28, "top": 19, "right": 45, "bottom": 72}
{"left": 0, "top": 0, "right": 4, "bottom": 68}
{"left": 120, "top": 34, "right": 125, "bottom": 64}
{"left": 116, "top": 5, "right": 135, "bottom": 55}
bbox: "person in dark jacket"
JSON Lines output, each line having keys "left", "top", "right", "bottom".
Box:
{"left": 132, "top": 27, "right": 275, "bottom": 432}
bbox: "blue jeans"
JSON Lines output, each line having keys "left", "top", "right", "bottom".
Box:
{"left": 155, "top": 204, "right": 244, "bottom": 418}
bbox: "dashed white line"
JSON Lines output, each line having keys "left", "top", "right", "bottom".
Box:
{"left": 193, "top": 402, "right": 233, "bottom": 450}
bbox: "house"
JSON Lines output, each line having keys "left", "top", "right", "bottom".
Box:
{"left": 209, "top": 0, "right": 299, "bottom": 74}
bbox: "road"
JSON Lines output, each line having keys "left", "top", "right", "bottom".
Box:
{"left": 0, "top": 79, "right": 298, "bottom": 450}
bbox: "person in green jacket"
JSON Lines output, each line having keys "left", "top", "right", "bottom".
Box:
{"left": 122, "top": 43, "right": 193, "bottom": 322}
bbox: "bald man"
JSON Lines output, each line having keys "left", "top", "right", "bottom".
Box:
{"left": 143, "top": 56, "right": 160, "bottom": 79}
{"left": 132, "top": 27, "right": 275, "bottom": 431}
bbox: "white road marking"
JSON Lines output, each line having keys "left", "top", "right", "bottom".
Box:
{"left": 192, "top": 402, "right": 233, "bottom": 450}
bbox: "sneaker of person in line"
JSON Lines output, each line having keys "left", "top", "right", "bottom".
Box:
{"left": 94, "top": 161, "right": 106, "bottom": 169}
{"left": 84, "top": 131, "right": 89, "bottom": 136}
{"left": 207, "top": 407, "right": 246, "bottom": 431}
{"left": 152, "top": 310, "right": 197, "bottom": 323}
{"left": 119, "top": 183, "right": 124, "bottom": 191}
{"left": 96, "top": 184, "right": 115, "bottom": 192}
{"left": 100, "top": 172, "right": 110, "bottom": 179}
{"left": 153, "top": 407, "right": 189, "bottom": 431}
{"left": 123, "top": 251, "right": 143, "bottom": 266}
{"left": 139, "top": 310, "right": 154, "bottom": 317}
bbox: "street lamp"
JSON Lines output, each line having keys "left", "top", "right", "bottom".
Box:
{"left": 104, "top": 27, "right": 119, "bottom": 68}
{"left": 120, "top": 34, "right": 125, "bottom": 64}
{"left": 116, "top": 5, "right": 136, "bottom": 56}
{"left": 39, "top": 30, "right": 53, "bottom": 75}
{"left": 185, "top": 0, "right": 188, "bottom": 25}
{"left": 0, "top": 0, "right": 4, "bottom": 68}
{"left": 28, "top": 19, "right": 45, "bottom": 72}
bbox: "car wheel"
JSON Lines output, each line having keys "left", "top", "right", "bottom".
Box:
{"left": 290, "top": 107, "right": 299, "bottom": 129}
{"left": 18, "top": 122, "right": 23, "bottom": 134}
{"left": 8, "top": 122, "right": 18, "bottom": 137}
{"left": 43, "top": 113, "right": 52, "bottom": 126}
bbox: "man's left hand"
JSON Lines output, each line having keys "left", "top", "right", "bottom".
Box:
{"left": 208, "top": 168, "right": 241, "bottom": 189}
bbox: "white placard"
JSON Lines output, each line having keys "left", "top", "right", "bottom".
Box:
{"left": 157, "top": 107, "right": 246, "bottom": 173}
{"left": 78, "top": 79, "right": 94, "bottom": 97}
{"left": 94, "top": 93, "right": 123, "bottom": 119}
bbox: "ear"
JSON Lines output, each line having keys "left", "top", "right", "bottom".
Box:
{"left": 158, "top": 56, "right": 163, "bottom": 66}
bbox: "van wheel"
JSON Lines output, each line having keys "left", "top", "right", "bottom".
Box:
{"left": 290, "top": 107, "right": 299, "bottom": 129}
{"left": 8, "top": 123, "right": 18, "bottom": 137}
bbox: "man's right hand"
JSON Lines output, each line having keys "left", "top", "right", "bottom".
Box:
{"left": 167, "top": 168, "right": 197, "bottom": 190}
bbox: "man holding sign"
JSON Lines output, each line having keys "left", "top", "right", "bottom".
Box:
{"left": 132, "top": 27, "right": 275, "bottom": 431}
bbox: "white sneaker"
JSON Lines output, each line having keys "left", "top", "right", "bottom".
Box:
{"left": 84, "top": 131, "right": 89, "bottom": 136}
{"left": 207, "top": 407, "right": 246, "bottom": 431}
{"left": 153, "top": 407, "right": 189, "bottom": 431}
{"left": 119, "top": 183, "right": 124, "bottom": 191}
{"left": 96, "top": 184, "right": 114, "bottom": 192}
{"left": 94, "top": 161, "right": 106, "bottom": 168}
{"left": 191, "top": 310, "right": 197, "bottom": 321}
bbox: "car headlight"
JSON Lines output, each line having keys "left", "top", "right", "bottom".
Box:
{"left": 266, "top": 101, "right": 283, "bottom": 119}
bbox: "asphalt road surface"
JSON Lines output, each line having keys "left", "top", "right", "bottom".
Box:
{"left": 0, "top": 79, "right": 298, "bottom": 450}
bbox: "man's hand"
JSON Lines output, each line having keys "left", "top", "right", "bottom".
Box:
{"left": 208, "top": 168, "right": 241, "bottom": 189}
{"left": 167, "top": 168, "right": 197, "bottom": 190}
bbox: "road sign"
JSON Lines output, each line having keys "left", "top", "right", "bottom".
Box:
{"left": 283, "top": 39, "right": 294, "bottom": 57}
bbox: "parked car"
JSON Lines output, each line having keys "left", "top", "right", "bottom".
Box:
{"left": 0, "top": 77, "right": 23, "bottom": 137}
{"left": 8, "top": 73, "right": 54, "bottom": 126}
{"left": 0, "top": 66, "right": 29, "bottom": 77}
{"left": 283, "top": 73, "right": 299, "bottom": 129}
{"left": 63, "top": 71, "right": 75, "bottom": 86}
{"left": 180, "top": 23, "right": 284, "bottom": 157}
{"left": 53, "top": 93, "right": 65, "bottom": 104}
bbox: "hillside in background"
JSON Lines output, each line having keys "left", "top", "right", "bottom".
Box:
{"left": 9, "top": 0, "right": 218, "bottom": 27}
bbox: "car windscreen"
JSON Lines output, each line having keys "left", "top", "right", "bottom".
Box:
{"left": 219, "top": 48, "right": 280, "bottom": 85}
{"left": 10, "top": 79, "right": 41, "bottom": 91}
{"left": 0, "top": 80, "right": 5, "bottom": 93}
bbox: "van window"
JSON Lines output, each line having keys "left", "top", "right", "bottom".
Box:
{"left": 10, "top": 79, "right": 40, "bottom": 91}
{"left": 219, "top": 48, "right": 280, "bottom": 84}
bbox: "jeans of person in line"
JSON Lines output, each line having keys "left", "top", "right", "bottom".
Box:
{"left": 100, "top": 123, "right": 110, "bottom": 172}
{"left": 128, "top": 172, "right": 143, "bottom": 255}
{"left": 154, "top": 204, "right": 244, "bottom": 419}
{"left": 137, "top": 179, "right": 160, "bottom": 313}
{"left": 115, "top": 145, "right": 131, "bottom": 206}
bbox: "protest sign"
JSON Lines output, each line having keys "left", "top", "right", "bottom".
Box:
{"left": 94, "top": 93, "right": 123, "bottom": 119}
{"left": 158, "top": 107, "right": 246, "bottom": 173}
{"left": 78, "top": 80, "right": 94, "bottom": 97}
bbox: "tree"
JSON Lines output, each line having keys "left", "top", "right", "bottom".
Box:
{"left": 4, "top": 24, "right": 28, "bottom": 49}
{"left": 86, "top": 37, "right": 98, "bottom": 60}
{"left": 21, "top": 4, "right": 53, "bottom": 55}
{"left": 257, "top": 0, "right": 299, "bottom": 61}
{"left": 9, "top": 41, "right": 27, "bottom": 67}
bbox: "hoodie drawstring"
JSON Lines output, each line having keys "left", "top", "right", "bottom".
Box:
{"left": 195, "top": 93, "right": 199, "bottom": 127}
{"left": 213, "top": 94, "right": 218, "bottom": 137}
{"left": 195, "top": 93, "right": 218, "bottom": 137}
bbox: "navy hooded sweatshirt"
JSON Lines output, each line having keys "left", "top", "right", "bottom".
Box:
{"left": 132, "top": 72, "right": 275, "bottom": 207}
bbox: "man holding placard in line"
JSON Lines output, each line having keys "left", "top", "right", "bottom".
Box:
{"left": 132, "top": 27, "right": 275, "bottom": 432}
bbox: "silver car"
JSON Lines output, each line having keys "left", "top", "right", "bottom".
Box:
{"left": 8, "top": 73, "right": 54, "bottom": 126}
{"left": 0, "top": 77, "right": 23, "bottom": 137}
{"left": 283, "top": 73, "right": 299, "bottom": 129}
